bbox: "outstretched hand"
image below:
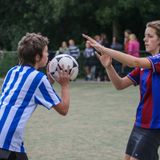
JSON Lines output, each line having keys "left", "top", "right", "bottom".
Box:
{"left": 82, "top": 34, "right": 112, "bottom": 68}
{"left": 95, "top": 52, "right": 112, "bottom": 69}
{"left": 82, "top": 34, "right": 105, "bottom": 53}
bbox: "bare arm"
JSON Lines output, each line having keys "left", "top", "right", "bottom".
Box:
{"left": 96, "top": 52, "right": 133, "bottom": 89}
{"left": 105, "top": 65, "right": 133, "bottom": 90}
{"left": 101, "top": 48, "right": 151, "bottom": 68}
{"left": 54, "top": 84, "right": 70, "bottom": 116}
{"left": 52, "top": 66, "right": 70, "bottom": 116}
{"left": 83, "top": 34, "right": 151, "bottom": 69}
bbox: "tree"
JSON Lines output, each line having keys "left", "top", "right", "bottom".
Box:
{"left": 0, "top": 0, "right": 160, "bottom": 50}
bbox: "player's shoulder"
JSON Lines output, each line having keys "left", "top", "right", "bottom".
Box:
{"left": 21, "top": 65, "right": 47, "bottom": 82}
{"left": 32, "top": 69, "right": 46, "bottom": 81}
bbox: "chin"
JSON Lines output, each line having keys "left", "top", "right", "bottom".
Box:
{"left": 145, "top": 48, "right": 151, "bottom": 53}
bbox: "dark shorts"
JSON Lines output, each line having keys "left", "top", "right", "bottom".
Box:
{"left": 0, "top": 148, "right": 28, "bottom": 160}
{"left": 84, "top": 57, "right": 96, "bottom": 68}
{"left": 126, "top": 126, "right": 160, "bottom": 160}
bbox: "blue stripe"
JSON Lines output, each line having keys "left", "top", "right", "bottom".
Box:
{"left": 0, "top": 67, "right": 34, "bottom": 134}
{"left": 52, "top": 88, "right": 61, "bottom": 102}
{"left": 39, "top": 82, "right": 55, "bottom": 106}
{"left": 1, "top": 67, "right": 23, "bottom": 104}
{"left": 20, "top": 142, "right": 25, "bottom": 152}
{"left": 2, "top": 66, "right": 18, "bottom": 92}
{"left": 150, "top": 74, "right": 160, "bottom": 128}
{"left": 0, "top": 67, "right": 24, "bottom": 148}
{"left": 136, "top": 70, "right": 148, "bottom": 125}
{"left": 1, "top": 68, "right": 19, "bottom": 100}
{"left": 35, "top": 97, "right": 43, "bottom": 105}
{"left": 3, "top": 72, "right": 44, "bottom": 150}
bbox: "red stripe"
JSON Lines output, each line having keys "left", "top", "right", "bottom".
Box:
{"left": 141, "top": 71, "right": 153, "bottom": 128}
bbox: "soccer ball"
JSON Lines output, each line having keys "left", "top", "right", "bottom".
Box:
{"left": 49, "top": 54, "right": 79, "bottom": 81}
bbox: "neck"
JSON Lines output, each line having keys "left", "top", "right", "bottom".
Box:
{"left": 34, "top": 63, "right": 39, "bottom": 69}
{"left": 151, "top": 51, "right": 159, "bottom": 55}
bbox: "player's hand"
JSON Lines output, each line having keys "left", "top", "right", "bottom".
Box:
{"left": 46, "top": 62, "right": 55, "bottom": 84}
{"left": 96, "top": 52, "right": 112, "bottom": 69}
{"left": 55, "top": 65, "right": 71, "bottom": 86}
{"left": 82, "top": 34, "right": 105, "bottom": 53}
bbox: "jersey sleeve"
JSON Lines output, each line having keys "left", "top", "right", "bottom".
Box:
{"left": 127, "top": 67, "right": 140, "bottom": 86}
{"left": 147, "top": 54, "right": 160, "bottom": 73}
{"left": 34, "top": 75, "right": 61, "bottom": 110}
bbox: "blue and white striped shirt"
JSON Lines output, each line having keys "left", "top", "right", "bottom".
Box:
{"left": 68, "top": 45, "right": 80, "bottom": 59}
{"left": 0, "top": 65, "right": 61, "bottom": 153}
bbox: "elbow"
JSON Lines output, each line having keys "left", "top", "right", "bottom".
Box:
{"left": 54, "top": 103, "right": 69, "bottom": 116}
{"left": 115, "top": 86, "right": 124, "bottom": 90}
{"left": 114, "top": 80, "right": 125, "bottom": 90}
{"left": 60, "top": 110, "right": 68, "bottom": 116}
{"left": 59, "top": 104, "right": 69, "bottom": 116}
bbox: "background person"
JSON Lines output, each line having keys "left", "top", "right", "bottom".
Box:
{"left": 110, "top": 36, "right": 123, "bottom": 75}
{"left": 122, "top": 29, "right": 132, "bottom": 75}
{"left": 83, "top": 20, "right": 160, "bottom": 160}
{"left": 128, "top": 33, "right": 140, "bottom": 57}
{"left": 124, "top": 29, "right": 132, "bottom": 53}
{"left": 56, "top": 41, "right": 70, "bottom": 55}
{"left": 68, "top": 39, "right": 80, "bottom": 60}
{"left": 83, "top": 40, "right": 96, "bottom": 81}
{"left": 94, "top": 34, "right": 110, "bottom": 81}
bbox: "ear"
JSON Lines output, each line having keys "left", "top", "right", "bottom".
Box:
{"left": 35, "top": 54, "right": 41, "bottom": 62}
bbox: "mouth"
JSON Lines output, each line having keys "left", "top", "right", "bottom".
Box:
{"left": 145, "top": 44, "right": 149, "bottom": 48}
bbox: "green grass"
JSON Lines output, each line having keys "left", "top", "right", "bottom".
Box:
{"left": 24, "top": 80, "right": 139, "bottom": 160}
{"left": 2, "top": 79, "right": 157, "bottom": 160}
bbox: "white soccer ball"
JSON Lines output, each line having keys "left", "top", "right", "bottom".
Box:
{"left": 49, "top": 54, "right": 79, "bottom": 81}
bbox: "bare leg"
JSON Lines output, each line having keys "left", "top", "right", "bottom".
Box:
{"left": 124, "top": 154, "right": 131, "bottom": 160}
{"left": 124, "top": 154, "right": 140, "bottom": 160}
{"left": 130, "top": 157, "right": 140, "bottom": 160}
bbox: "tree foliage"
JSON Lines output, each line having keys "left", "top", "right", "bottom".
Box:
{"left": 0, "top": 0, "right": 160, "bottom": 50}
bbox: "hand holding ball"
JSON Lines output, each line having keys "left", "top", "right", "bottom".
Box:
{"left": 49, "top": 54, "right": 79, "bottom": 81}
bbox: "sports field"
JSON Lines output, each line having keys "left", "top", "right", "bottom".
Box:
{"left": 24, "top": 80, "right": 139, "bottom": 160}
{"left": 0, "top": 79, "right": 150, "bottom": 159}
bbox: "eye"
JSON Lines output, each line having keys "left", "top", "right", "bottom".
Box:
{"left": 148, "top": 35, "right": 153, "bottom": 38}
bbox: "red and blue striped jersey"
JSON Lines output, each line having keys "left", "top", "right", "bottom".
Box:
{"left": 127, "top": 54, "right": 160, "bottom": 129}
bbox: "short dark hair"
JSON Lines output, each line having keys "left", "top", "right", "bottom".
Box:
{"left": 17, "top": 33, "right": 49, "bottom": 65}
{"left": 124, "top": 29, "right": 132, "bottom": 34}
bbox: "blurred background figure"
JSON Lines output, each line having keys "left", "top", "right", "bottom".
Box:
{"left": 94, "top": 34, "right": 110, "bottom": 81}
{"left": 94, "top": 34, "right": 102, "bottom": 44}
{"left": 56, "top": 41, "right": 70, "bottom": 55}
{"left": 100, "top": 33, "right": 110, "bottom": 47}
{"left": 122, "top": 29, "right": 132, "bottom": 76}
{"left": 110, "top": 36, "right": 123, "bottom": 75}
{"left": 128, "top": 33, "right": 140, "bottom": 57}
{"left": 100, "top": 33, "right": 110, "bottom": 81}
{"left": 124, "top": 29, "right": 132, "bottom": 53}
{"left": 68, "top": 39, "right": 80, "bottom": 60}
{"left": 93, "top": 35, "right": 102, "bottom": 81}
{"left": 110, "top": 36, "right": 123, "bottom": 51}
{"left": 83, "top": 40, "right": 96, "bottom": 81}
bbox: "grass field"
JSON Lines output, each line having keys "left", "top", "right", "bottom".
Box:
{"left": 2, "top": 79, "right": 156, "bottom": 160}
{"left": 21, "top": 80, "right": 139, "bottom": 160}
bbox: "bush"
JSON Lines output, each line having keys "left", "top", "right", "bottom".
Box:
{"left": 0, "top": 51, "right": 85, "bottom": 78}
{"left": 0, "top": 51, "right": 18, "bottom": 77}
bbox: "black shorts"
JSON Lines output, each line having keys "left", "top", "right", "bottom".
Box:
{"left": 0, "top": 148, "right": 28, "bottom": 160}
{"left": 126, "top": 126, "right": 160, "bottom": 160}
